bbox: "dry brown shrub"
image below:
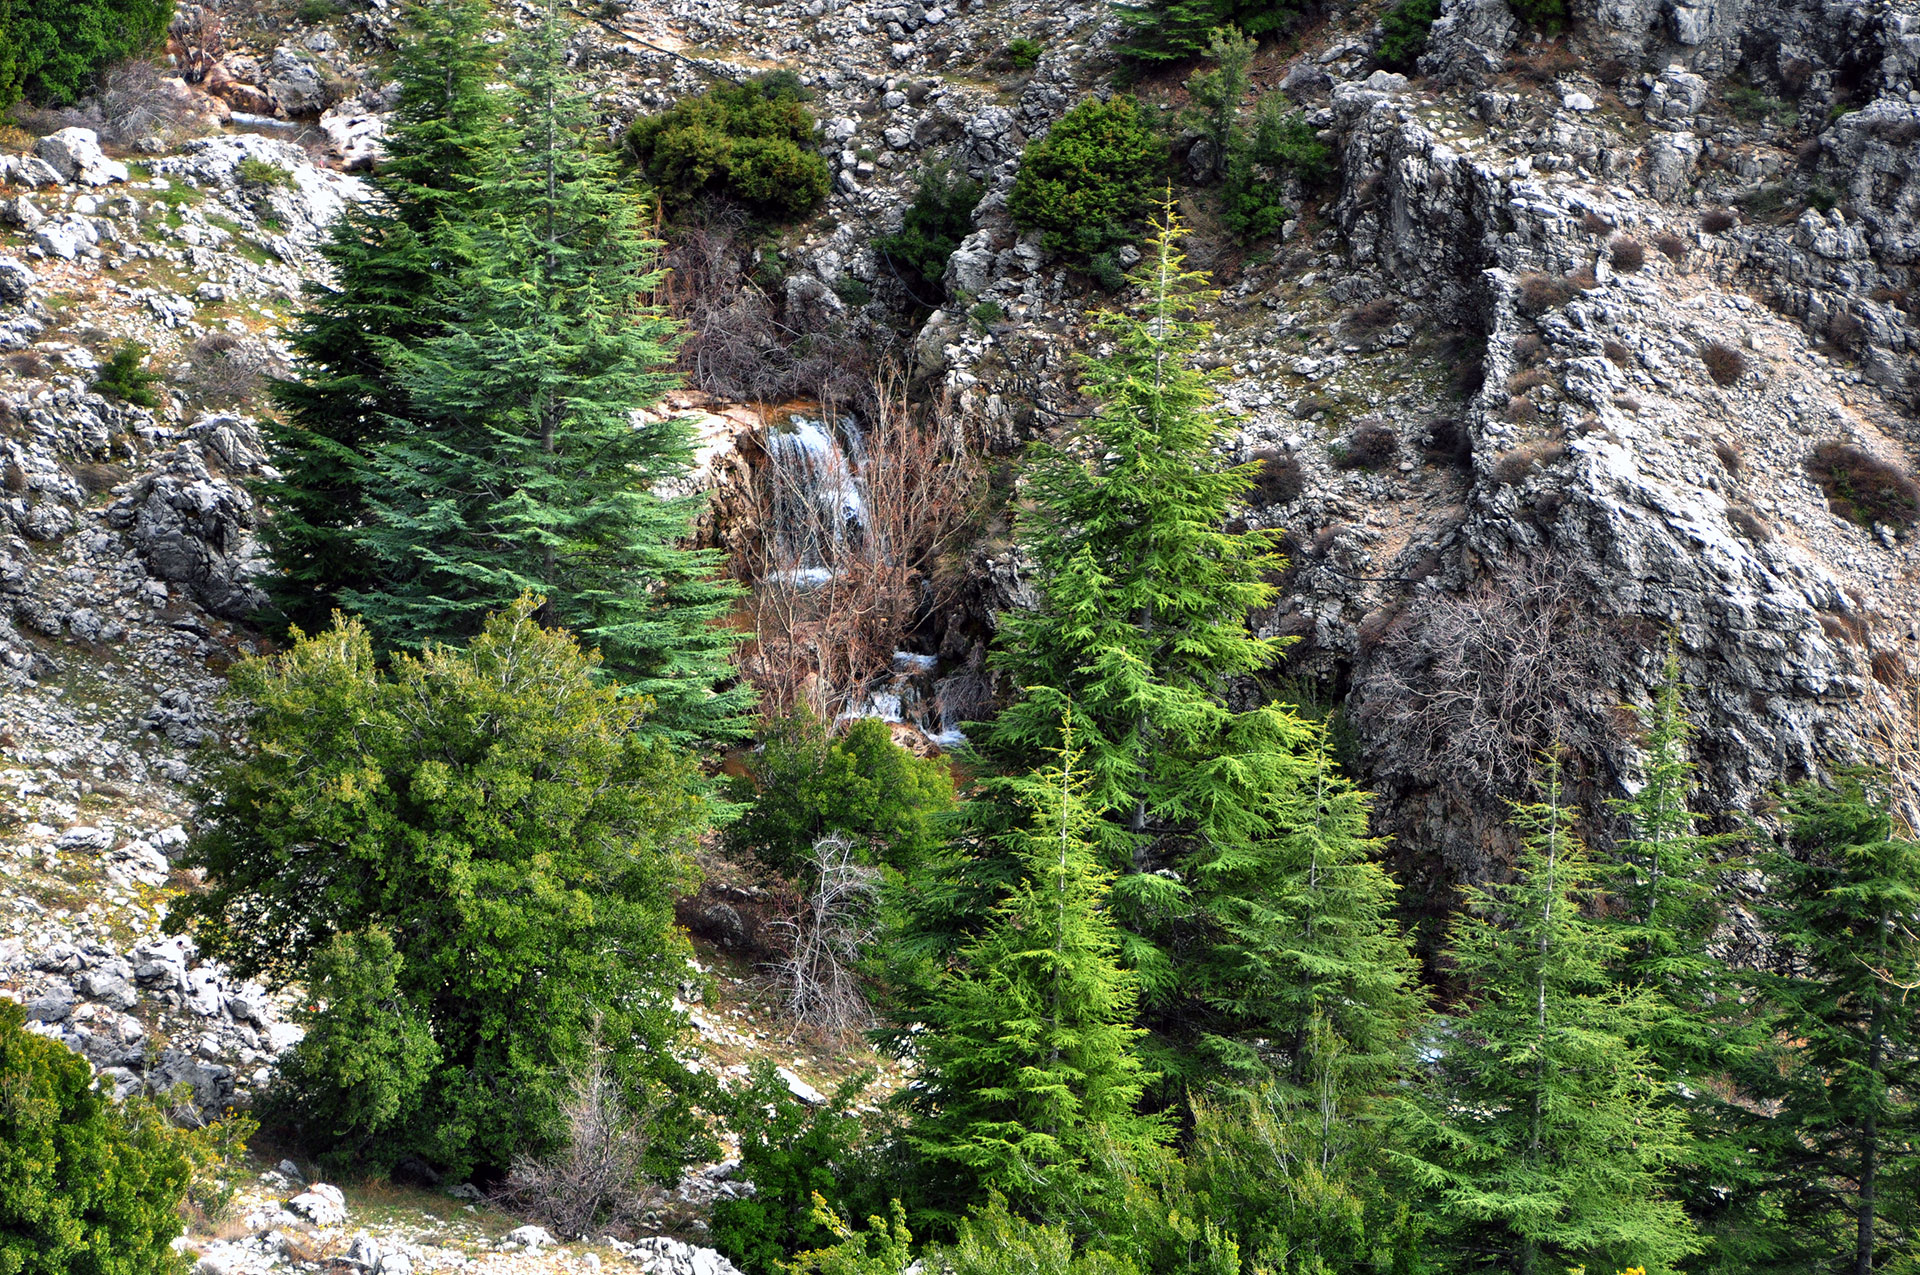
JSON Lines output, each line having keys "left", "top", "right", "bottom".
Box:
{"left": 22, "top": 59, "right": 212, "bottom": 145}
{"left": 1610, "top": 237, "right": 1647, "bottom": 272}
{"left": 1421, "top": 417, "right": 1473, "bottom": 468}
{"left": 738, "top": 374, "right": 979, "bottom": 720}
{"left": 1516, "top": 273, "right": 1578, "bottom": 316}
{"left": 174, "top": 334, "right": 284, "bottom": 408}
{"left": 1653, "top": 233, "right": 1688, "bottom": 261}
{"left": 1780, "top": 57, "right": 1814, "bottom": 94}
{"left": 768, "top": 836, "right": 879, "bottom": 1039}
{"left": 1492, "top": 438, "right": 1567, "bottom": 485}
{"left": 1701, "top": 209, "right": 1738, "bottom": 233}
{"left": 68, "top": 462, "right": 130, "bottom": 495}
{"left": 1343, "top": 297, "right": 1399, "bottom": 333}
{"left": 1602, "top": 339, "right": 1632, "bottom": 366}
{"left": 1805, "top": 441, "right": 1920, "bottom": 527}
{"left": 1334, "top": 418, "right": 1398, "bottom": 470}
{"left": 1713, "top": 438, "right": 1743, "bottom": 472}
{"left": 1826, "top": 310, "right": 1866, "bottom": 354}
{"left": 1353, "top": 554, "right": 1628, "bottom": 802}
{"left": 1568, "top": 265, "right": 1599, "bottom": 291}
{"left": 1249, "top": 447, "right": 1304, "bottom": 503}
{"left": 1507, "top": 367, "right": 1548, "bottom": 395}
{"left": 1726, "top": 506, "right": 1771, "bottom": 542}
{"left": 493, "top": 1046, "right": 660, "bottom": 1240}
{"left": 1872, "top": 649, "right": 1908, "bottom": 686}
{"left": 1505, "top": 394, "right": 1537, "bottom": 424}
{"left": 1512, "top": 333, "right": 1544, "bottom": 364}
{"left": 1580, "top": 210, "right": 1615, "bottom": 234}
{"left": 1700, "top": 341, "right": 1747, "bottom": 386}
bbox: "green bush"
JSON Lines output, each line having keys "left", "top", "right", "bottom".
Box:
{"left": 1115, "top": 0, "right": 1305, "bottom": 62}
{"left": 625, "top": 74, "right": 830, "bottom": 220}
{"left": 1222, "top": 96, "right": 1331, "bottom": 242}
{"left": 0, "top": 0, "right": 172, "bottom": 109}
{"left": 0, "top": 1000, "right": 194, "bottom": 1275}
{"left": 93, "top": 342, "right": 162, "bottom": 408}
{"left": 236, "top": 157, "right": 292, "bottom": 187}
{"left": 1005, "top": 37, "right": 1044, "bottom": 70}
{"left": 724, "top": 713, "right": 953, "bottom": 879}
{"left": 1507, "top": 0, "right": 1568, "bottom": 31}
{"left": 873, "top": 162, "right": 984, "bottom": 298}
{"left": 1376, "top": 0, "right": 1441, "bottom": 71}
{"left": 711, "top": 1063, "right": 884, "bottom": 1275}
{"left": 171, "top": 600, "right": 712, "bottom": 1179}
{"left": 1007, "top": 95, "right": 1165, "bottom": 266}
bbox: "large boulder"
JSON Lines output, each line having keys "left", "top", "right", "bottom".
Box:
{"left": 35, "top": 128, "right": 128, "bottom": 186}
{"left": 106, "top": 442, "right": 268, "bottom": 620}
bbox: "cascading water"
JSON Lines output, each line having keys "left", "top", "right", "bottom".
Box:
{"left": 764, "top": 415, "right": 866, "bottom": 588}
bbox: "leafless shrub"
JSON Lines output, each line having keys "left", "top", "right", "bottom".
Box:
{"left": 1653, "top": 233, "right": 1688, "bottom": 261}
{"left": 1342, "top": 297, "right": 1399, "bottom": 333}
{"left": 661, "top": 205, "right": 870, "bottom": 405}
{"left": 1353, "top": 554, "right": 1628, "bottom": 802}
{"left": 738, "top": 373, "right": 979, "bottom": 721}
{"left": 1580, "top": 210, "right": 1615, "bottom": 235}
{"left": 1512, "top": 333, "right": 1544, "bottom": 364}
{"left": 68, "top": 462, "right": 130, "bottom": 495}
{"left": 1714, "top": 438, "right": 1743, "bottom": 472}
{"left": 1872, "top": 649, "right": 1908, "bottom": 686}
{"left": 1726, "top": 506, "right": 1771, "bottom": 542}
{"left": 1421, "top": 417, "right": 1472, "bottom": 468}
{"left": 1826, "top": 309, "right": 1866, "bottom": 354}
{"left": 1701, "top": 209, "right": 1737, "bottom": 233}
{"left": 22, "top": 59, "right": 212, "bottom": 145}
{"left": 493, "top": 1045, "right": 660, "bottom": 1240}
{"left": 1863, "top": 668, "right": 1920, "bottom": 836}
{"left": 173, "top": 334, "right": 284, "bottom": 408}
{"left": 168, "top": 5, "right": 223, "bottom": 84}
{"left": 1334, "top": 418, "right": 1397, "bottom": 470}
{"left": 1610, "top": 237, "right": 1647, "bottom": 272}
{"left": 1700, "top": 341, "right": 1747, "bottom": 386}
{"left": 1505, "top": 394, "right": 1537, "bottom": 424}
{"left": 1780, "top": 57, "right": 1814, "bottom": 95}
{"left": 768, "top": 836, "right": 879, "bottom": 1039}
{"left": 1516, "top": 273, "right": 1578, "bottom": 316}
{"left": 1568, "top": 265, "right": 1599, "bottom": 291}
{"left": 1492, "top": 438, "right": 1567, "bottom": 485}
{"left": 1249, "top": 447, "right": 1304, "bottom": 503}
{"left": 1805, "top": 440, "right": 1920, "bottom": 527}
{"left": 1602, "top": 338, "right": 1632, "bottom": 366}
{"left": 1507, "top": 367, "right": 1548, "bottom": 395}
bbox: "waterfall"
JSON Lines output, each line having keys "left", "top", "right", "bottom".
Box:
{"left": 764, "top": 415, "right": 866, "bottom": 585}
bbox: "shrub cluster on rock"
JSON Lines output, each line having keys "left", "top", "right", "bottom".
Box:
{"left": 625, "top": 73, "right": 832, "bottom": 220}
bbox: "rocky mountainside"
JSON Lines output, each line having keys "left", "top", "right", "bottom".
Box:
{"left": 0, "top": 0, "right": 1916, "bottom": 1268}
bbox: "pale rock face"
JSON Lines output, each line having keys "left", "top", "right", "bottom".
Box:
{"left": 34, "top": 128, "right": 128, "bottom": 187}
{"left": 287, "top": 1184, "right": 347, "bottom": 1227}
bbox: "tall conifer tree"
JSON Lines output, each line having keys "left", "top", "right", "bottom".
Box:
{"left": 265, "top": 0, "right": 504, "bottom": 634}
{"left": 342, "top": 5, "right": 748, "bottom": 743}
{"left": 1748, "top": 775, "right": 1920, "bottom": 1275}
{"left": 1399, "top": 764, "right": 1699, "bottom": 1274}
{"left": 906, "top": 723, "right": 1167, "bottom": 1223}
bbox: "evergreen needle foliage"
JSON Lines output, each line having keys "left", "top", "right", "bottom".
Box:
{"left": 265, "top": 0, "right": 506, "bottom": 636}
{"left": 171, "top": 599, "right": 710, "bottom": 1178}
{"left": 0, "top": 1001, "right": 194, "bottom": 1275}
{"left": 1399, "top": 763, "right": 1700, "bottom": 1275}
{"left": 1748, "top": 774, "right": 1920, "bottom": 1274}
{"left": 906, "top": 725, "right": 1167, "bottom": 1223}
{"left": 1114, "top": 0, "right": 1304, "bottom": 62}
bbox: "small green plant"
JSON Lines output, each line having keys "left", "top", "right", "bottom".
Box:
{"left": 872, "top": 161, "right": 984, "bottom": 298}
{"left": 625, "top": 72, "right": 831, "bottom": 220}
{"left": 93, "top": 341, "right": 162, "bottom": 408}
{"left": 1376, "top": 0, "right": 1441, "bottom": 72}
{"left": 1507, "top": 0, "right": 1569, "bottom": 30}
{"left": 1005, "top": 37, "right": 1044, "bottom": 69}
{"left": 1805, "top": 441, "right": 1920, "bottom": 528}
{"left": 969, "top": 299, "right": 1006, "bottom": 332}
{"left": 296, "top": 0, "right": 338, "bottom": 20}
{"left": 1724, "top": 82, "right": 1786, "bottom": 122}
{"left": 1007, "top": 94, "right": 1164, "bottom": 268}
{"left": 1807, "top": 184, "right": 1839, "bottom": 213}
{"left": 237, "top": 156, "right": 293, "bottom": 187}
{"left": 832, "top": 275, "right": 872, "bottom": 306}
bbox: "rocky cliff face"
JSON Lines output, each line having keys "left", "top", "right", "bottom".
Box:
{"left": 0, "top": 0, "right": 1917, "bottom": 1259}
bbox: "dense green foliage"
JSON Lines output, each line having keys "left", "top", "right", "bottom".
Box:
{"left": 267, "top": 4, "right": 747, "bottom": 744}
{"left": 1507, "top": 0, "right": 1569, "bottom": 31}
{"left": 264, "top": 0, "right": 506, "bottom": 637}
{"left": 172, "top": 600, "right": 708, "bottom": 1178}
{"left": 1007, "top": 96, "right": 1165, "bottom": 274}
{"left": 906, "top": 735, "right": 1167, "bottom": 1222}
{"left": 714, "top": 1065, "right": 884, "bottom": 1275}
{"left": 0, "top": 0, "right": 170, "bottom": 108}
{"left": 1376, "top": 0, "right": 1441, "bottom": 72}
{"left": 1184, "top": 30, "right": 1331, "bottom": 242}
{"left": 726, "top": 714, "right": 953, "bottom": 878}
{"left": 92, "top": 342, "right": 162, "bottom": 409}
{"left": 624, "top": 73, "right": 831, "bottom": 219}
{"left": 0, "top": 1001, "right": 192, "bottom": 1275}
{"left": 1747, "top": 775, "right": 1920, "bottom": 1273}
{"left": 873, "top": 163, "right": 985, "bottom": 300}
{"left": 1114, "top": 0, "right": 1303, "bottom": 62}
{"left": 1399, "top": 767, "right": 1699, "bottom": 1274}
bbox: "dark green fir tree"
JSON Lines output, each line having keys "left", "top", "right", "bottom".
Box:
{"left": 1748, "top": 774, "right": 1920, "bottom": 1275}
{"left": 344, "top": 4, "right": 749, "bottom": 743}
{"left": 1399, "top": 764, "right": 1699, "bottom": 1275}
{"left": 906, "top": 722, "right": 1167, "bottom": 1224}
{"left": 1114, "top": 0, "right": 1305, "bottom": 62}
{"left": 264, "top": 0, "right": 505, "bottom": 634}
